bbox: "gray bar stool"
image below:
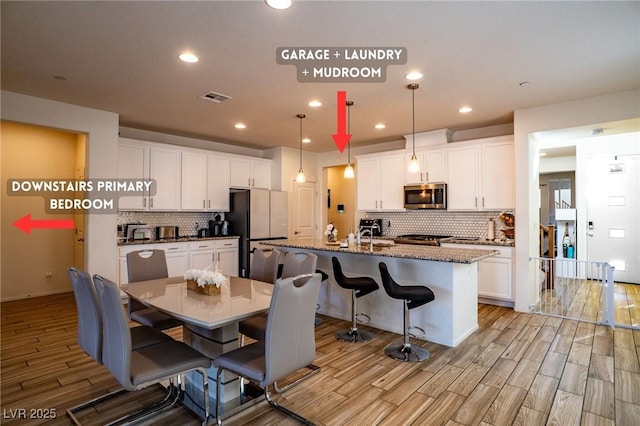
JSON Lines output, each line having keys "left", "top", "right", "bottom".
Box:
{"left": 331, "top": 256, "right": 379, "bottom": 342}
{"left": 378, "top": 262, "right": 435, "bottom": 362}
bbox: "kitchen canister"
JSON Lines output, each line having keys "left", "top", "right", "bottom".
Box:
{"left": 487, "top": 218, "right": 495, "bottom": 240}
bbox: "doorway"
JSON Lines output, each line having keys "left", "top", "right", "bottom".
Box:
{"left": 325, "top": 165, "right": 356, "bottom": 241}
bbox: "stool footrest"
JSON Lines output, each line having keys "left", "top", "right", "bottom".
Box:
{"left": 408, "top": 326, "right": 425, "bottom": 339}
{"left": 355, "top": 312, "right": 371, "bottom": 324}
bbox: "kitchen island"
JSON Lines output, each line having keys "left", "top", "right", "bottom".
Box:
{"left": 261, "top": 239, "right": 498, "bottom": 347}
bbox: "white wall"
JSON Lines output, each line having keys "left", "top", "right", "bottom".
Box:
{"left": 1, "top": 91, "right": 119, "bottom": 285}
{"left": 513, "top": 88, "right": 640, "bottom": 311}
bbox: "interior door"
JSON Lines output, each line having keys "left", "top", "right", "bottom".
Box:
{"left": 586, "top": 154, "right": 639, "bottom": 284}
{"left": 292, "top": 181, "right": 316, "bottom": 240}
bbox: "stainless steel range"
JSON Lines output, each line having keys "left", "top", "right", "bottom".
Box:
{"left": 393, "top": 234, "right": 452, "bottom": 246}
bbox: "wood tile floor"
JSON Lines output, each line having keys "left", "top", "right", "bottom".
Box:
{"left": 2, "top": 292, "right": 640, "bottom": 425}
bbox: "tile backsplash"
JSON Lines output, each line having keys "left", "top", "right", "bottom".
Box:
{"left": 365, "top": 211, "right": 512, "bottom": 240}
{"left": 117, "top": 211, "right": 223, "bottom": 238}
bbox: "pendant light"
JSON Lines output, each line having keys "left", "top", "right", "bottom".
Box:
{"left": 344, "top": 100, "right": 355, "bottom": 179}
{"left": 407, "top": 83, "right": 420, "bottom": 174}
{"left": 295, "top": 113, "right": 306, "bottom": 183}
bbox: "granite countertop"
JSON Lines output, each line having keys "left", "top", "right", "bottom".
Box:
{"left": 261, "top": 239, "right": 498, "bottom": 264}
{"left": 442, "top": 237, "right": 515, "bottom": 247}
{"left": 118, "top": 235, "right": 239, "bottom": 246}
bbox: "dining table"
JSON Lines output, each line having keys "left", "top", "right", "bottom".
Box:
{"left": 120, "top": 275, "right": 274, "bottom": 419}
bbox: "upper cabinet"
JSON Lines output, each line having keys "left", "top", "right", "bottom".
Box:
{"left": 447, "top": 136, "right": 514, "bottom": 210}
{"left": 117, "top": 139, "right": 181, "bottom": 211}
{"left": 229, "top": 157, "right": 271, "bottom": 189}
{"left": 181, "top": 152, "right": 230, "bottom": 211}
{"left": 356, "top": 151, "right": 405, "bottom": 211}
{"left": 404, "top": 148, "right": 447, "bottom": 184}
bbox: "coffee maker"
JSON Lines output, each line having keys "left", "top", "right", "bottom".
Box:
{"left": 209, "top": 214, "right": 224, "bottom": 237}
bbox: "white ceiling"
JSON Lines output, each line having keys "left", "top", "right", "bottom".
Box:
{"left": 2, "top": 1, "right": 639, "bottom": 153}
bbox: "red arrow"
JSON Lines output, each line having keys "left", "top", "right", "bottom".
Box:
{"left": 331, "top": 91, "right": 352, "bottom": 153}
{"left": 13, "top": 214, "right": 74, "bottom": 235}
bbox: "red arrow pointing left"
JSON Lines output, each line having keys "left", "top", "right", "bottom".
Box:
{"left": 13, "top": 214, "right": 74, "bottom": 235}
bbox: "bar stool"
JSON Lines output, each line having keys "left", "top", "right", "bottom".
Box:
{"left": 378, "top": 262, "right": 435, "bottom": 362}
{"left": 331, "top": 256, "right": 379, "bottom": 342}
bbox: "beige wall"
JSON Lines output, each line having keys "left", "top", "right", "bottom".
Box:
{"left": 1, "top": 121, "right": 78, "bottom": 299}
{"left": 1, "top": 91, "right": 119, "bottom": 301}
{"left": 326, "top": 165, "right": 356, "bottom": 240}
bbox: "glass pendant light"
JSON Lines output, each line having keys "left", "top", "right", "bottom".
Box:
{"left": 344, "top": 100, "right": 355, "bottom": 179}
{"left": 295, "top": 114, "right": 306, "bottom": 183}
{"left": 407, "top": 83, "right": 420, "bottom": 174}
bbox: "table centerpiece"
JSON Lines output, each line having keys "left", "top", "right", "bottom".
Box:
{"left": 184, "top": 267, "right": 226, "bottom": 295}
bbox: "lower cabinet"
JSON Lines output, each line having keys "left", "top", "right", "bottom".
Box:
{"left": 441, "top": 243, "right": 514, "bottom": 303}
{"left": 118, "top": 238, "right": 239, "bottom": 284}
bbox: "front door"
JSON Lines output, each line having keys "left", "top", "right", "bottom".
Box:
{"left": 586, "top": 154, "right": 640, "bottom": 284}
{"left": 291, "top": 181, "right": 316, "bottom": 240}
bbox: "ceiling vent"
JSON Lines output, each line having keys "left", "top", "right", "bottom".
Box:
{"left": 198, "top": 91, "right": 232, "bottom": 103}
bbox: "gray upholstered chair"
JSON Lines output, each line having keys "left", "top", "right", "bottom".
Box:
{"left": 249, "top": 248, "right": 281, "bottom": 284}
{"left": 239, "top": 251, "right": 317, "bottom": 342}
{"left": 126, "top": 249, "right": 182, "bottom": 330}
{"left": 213, "top": 273, "right": 322, "bottom": 426}
{"left": 66, "top": 267, "right": 174, "bottom": 424}
{"left": 93, "top": 274, "right": 212, "bottom": 425}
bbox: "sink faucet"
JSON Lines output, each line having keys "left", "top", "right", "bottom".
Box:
{"left": 359, "top": 226, "right": 378, "bottom": 252}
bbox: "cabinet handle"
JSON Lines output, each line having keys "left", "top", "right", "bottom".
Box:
{"left": 167, "top": 247, "right": 178, "bottom": 251}
{"left": 203, "top": 200, "right": 206, "bottom": 209}
{"left": 482, "top": 197, "right": 485, "bottom": 207}
{"left": 208, "top": 200, "right": 211, "bottom": 209}
{"left": 475, "top": 197, "right": 477, "bottom": 207}
{"left": 248, "top": 178, "right": 251, "bottom": 186}
{"left": 380, "top": 200, "right": 383, "bottom": 209}
{"left": 223, "top": 243, "right": 232, "bottom": 246}
{"left": 375, "top": 200, "right": 378, "bottom": 209}
{"left": 198, "top": 245, "right": 208, "bottom": 249}
{"left": 252, "top": 178, "right": 255, "bottom": 186}
{"left": 425, "top": 172, "right": 428, "bottom": 182}
{"left": 150, "top": 198, "right": 154, "bottom": 208}
{"left": 143, "top": 198, "right": 146, "bottom": 208}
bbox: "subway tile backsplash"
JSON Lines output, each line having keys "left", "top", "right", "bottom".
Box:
{"left": 366, "top": 211, "right": 510, "bottom": 240}
{"left": 117, "top": 211, "right": 221, "bottom": 238}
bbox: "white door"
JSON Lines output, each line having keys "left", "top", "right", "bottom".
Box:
{"left": 292, "top": 181, "right": 316, "bottom": 240}
{"left": 586, "top": 154, "right": 640, "bottom": 284}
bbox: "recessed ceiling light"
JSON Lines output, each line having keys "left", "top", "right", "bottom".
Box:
{"left": 459, "top": 106, "right": 473, "bottom": 113}
{"left": 265, "top": 0, "right": 292, "bottom": 10}
{"left": 374, "top": 123, "right": 386, "bottom": 129}
{"left": 178, "top": 52, "right": 199, "bottom": 63}
{"left": 405, "top": 71, "right": 423, "bottom": 81}
{"left": 235, "top": 123, "right": 246, "bottom": 129}
{"left": 302, "top": 137, "right": 311, "bottom": 144}
{"left": 308, "top": 100, "right": 322, "bottom": 107}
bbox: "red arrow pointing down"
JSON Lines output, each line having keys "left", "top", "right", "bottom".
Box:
{"left": 13, "top": 214, "right": 74, "bottom": 235}
{"left": 331, "top": 91, "right": 352, "bottom": 153}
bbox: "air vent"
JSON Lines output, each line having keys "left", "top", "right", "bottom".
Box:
{"left": 198, "top": 91, "right": 232, "bottom": 103}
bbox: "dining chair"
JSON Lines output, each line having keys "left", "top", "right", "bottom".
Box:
{"left": 126, "top": 249, "right": 182, "bottom": 330}
{"left": 213, "top": 273, "right": 322, "bottom": 426}
{"left": 93, "top": 274, "right": 212, "bottom": 426}
{"left": 249, "top": 248, "right": 281, "bottom": 284}
{"left": 66, "top": 267, "right": 174, "bottom": 425}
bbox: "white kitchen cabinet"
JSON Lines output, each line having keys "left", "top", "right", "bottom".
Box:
{"left": 181, "top": 152, "right": 230, "bottom": 211}
{"left": 149, "top": 146, "right": 181, "bottom": 210}
{"left": 446, "top": 136, "right": 514, "bottom": 211}
{"left": 356, "top": 151, "right": 405, "bottom": 211}
{"left": 441, "top": 243, "right": 514, "bottom": 302}
{"left": 229, "top": 156, "right": 271, "bottom": 189}
{"left": 189, "top": 241, "right": 216, "bottom": 271}
{"left": 117, "top": 139, "right": 181, "bottom": 211}
{"left": 188, "top": 239, "right": 239, "bottom": 276}
{"left": 117, "top": 140, "right": 149, "bottom": 210}
{"left": 405, "top": 148, "right": 447, "bottom": 184}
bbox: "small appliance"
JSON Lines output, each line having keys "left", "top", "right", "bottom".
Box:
{"left": 127, "top": 224, "right": 152, "bottom": 241}
{"left": 359, "top": 218, "right": 383, "bottom": 236}
{"left": 404, "top": 183, "right": 447, "bottom": 209}
{"left": 155, "top": 226, "right": 179, "bottom": 240}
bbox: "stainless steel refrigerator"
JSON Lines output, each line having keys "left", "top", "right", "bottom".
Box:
{"left": 226, "top": 188, "right": 288, "bottom": 277}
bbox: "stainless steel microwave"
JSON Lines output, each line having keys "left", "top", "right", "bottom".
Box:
{"left": 404, "top": 183, "right": 447, "bottom": 209}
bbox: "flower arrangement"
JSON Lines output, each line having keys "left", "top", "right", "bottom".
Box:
{"left": 184, "top": 266, "right": 226, "bottom": 295}
{"left": 325, "top": 223, "right": 338, "bottom": 242}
